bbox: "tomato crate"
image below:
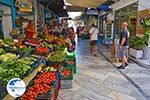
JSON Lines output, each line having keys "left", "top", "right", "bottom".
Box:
{"left": 60, "top": 66, "right": 73, "bottom": 80}
{"left": 66, "top": 62, "right": 77, "bottom": 74}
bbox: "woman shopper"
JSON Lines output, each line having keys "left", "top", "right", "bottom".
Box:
{"left": 89, "top": 24, "right": 99, "bottom": 56}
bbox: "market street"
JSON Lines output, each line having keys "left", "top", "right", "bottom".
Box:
{"left": 58, "top": 40, "right": 147, "bottom": 100}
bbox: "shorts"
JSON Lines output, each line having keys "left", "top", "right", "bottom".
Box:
{"left": 120, "top": 46, "right": 129, "bottom": 58}
{"left": 91, "top": 40, "right": 97, "bottom": 46}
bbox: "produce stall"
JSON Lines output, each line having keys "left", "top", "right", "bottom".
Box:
{"left": 0, "top": 25, "right": 77, "bottom": 99}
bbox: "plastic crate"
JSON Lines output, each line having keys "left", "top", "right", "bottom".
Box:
{"left": 66, "top": 53, "right": 75, "bottom": 61}
{"left": 60, "top": 66, "right": 73, "bottom": 80}
{"left": 60, "top": 80, "right": 72, "bottom": 89}
{"left": 66, "top": 62, "right": 77, "bottom": 74}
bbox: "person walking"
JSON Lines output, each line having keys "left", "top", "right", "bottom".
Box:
{"left": 89, "top": 24, "right": 99, "bottom": 56}
{"left": 117, "top": 21, "right": 130, "bottom": 69}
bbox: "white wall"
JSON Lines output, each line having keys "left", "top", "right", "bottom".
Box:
{"left": 138, "top": 0, "right": 150, "bottom": 11}
{"left": 1, "top": 5, "right": 12, "bottom": 38}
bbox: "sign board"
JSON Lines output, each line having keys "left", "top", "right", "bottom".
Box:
{"left": 87, "top": 9, "right": 98, "bottom": 15}
{"left": 15, "top": 0, "right": 33, "bottom": 12}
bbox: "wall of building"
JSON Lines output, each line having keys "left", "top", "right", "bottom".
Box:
{"left": 0, "top": 0, "right": 16, "bottom": 28}
{"left": 0, "top": 0, "right": 16, "bottom": 38}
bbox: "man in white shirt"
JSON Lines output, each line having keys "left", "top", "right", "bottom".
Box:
{"left": 89, "top": 24, "right": 99, "bottom": 56}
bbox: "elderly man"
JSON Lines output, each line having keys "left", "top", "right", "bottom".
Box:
{"left": 117, "top": 21, "right": 130, "bottom": 69}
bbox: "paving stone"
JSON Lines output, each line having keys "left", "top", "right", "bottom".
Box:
{"left": 102, "top": 81, "right": 133, "bottom": 95}
{"left": 62, "top": 92, "right": 83, "bottom": 100}
{"left": 108, "top": 91, "right": 136, "bottom": 100}
{"left": 129, "top": 90, "right": 147, "bottom": 100}
{"left": 82, "top": 70, "right": 109, "bottom": 81}
{"left": 77, "top": 88, "right": 113, "bottom": 100}
{"left": 77, "top": 97, "right": 91, "bottom": 100}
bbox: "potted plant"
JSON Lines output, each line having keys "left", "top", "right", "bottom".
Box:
{"left": 129, "top": 17, "right": 150, "bottom": 59}
{"left": 129, "top": 36, "right": 144, "bottom": 58}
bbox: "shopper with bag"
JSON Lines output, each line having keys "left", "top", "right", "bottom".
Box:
{"left": 89, "top": 24, "right": 99, "bottom": 56}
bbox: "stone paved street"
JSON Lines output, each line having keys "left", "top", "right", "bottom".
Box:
{"left": 99, "top": 44, "right": 150, "bottom": 100}
{"left": 58, "top": 40, "right": 147, "bottom": 100}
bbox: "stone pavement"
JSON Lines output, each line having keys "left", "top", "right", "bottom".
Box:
{"left": 98, "top": 45, "right": 150, "bottom": 100}
{"left": 58, "top": 40, "right": 147, "bottom": 100}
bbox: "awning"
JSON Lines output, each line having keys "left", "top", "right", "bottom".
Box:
{"left": 38, "top": 0, "right": 68, "bottom": 17}
{"left": 66, "top": 0, "right": 106, "bottom": 8}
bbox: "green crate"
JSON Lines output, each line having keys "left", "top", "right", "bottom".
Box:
{"left": 60, "top": 66, "right": 73, "bottom": 80}
{"left": 67, "top": 62, "right": 76, "bottom": 74}
{"left": 66, "top": 52, "right": 75, "bottom": 61}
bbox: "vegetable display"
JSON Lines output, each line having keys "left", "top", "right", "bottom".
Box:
{"left": 3, "top": 38, "right": 15, "bottom": 46}
{"left": 48, "top": 51, "right": 66, "bottom": 62}
{"left": 0, "top": 57, "right": 35, "bottom": 83}
{"left": 34, "top": 72, "right": 56, "bottom": 84}
{"left": 0, "top": 53, "right": 18, "bottom": 62}
{"left": 62, "top": 70, "right": 71, "bottom": 77}
{"left": 21, "top": 72, "right": 56, "bottom": 100}
{"left": 0, "top": 48, "right": 6, "bottom": 55}
{"left": 21, "top": 84, "right": 52, "bottom": 100}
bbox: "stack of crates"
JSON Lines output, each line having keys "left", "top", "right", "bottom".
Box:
{"left": 60, "top": 51, "right": 76, "bottom": 89}
{"left": 66, "top": 51, "right": 76, "bottom": 74}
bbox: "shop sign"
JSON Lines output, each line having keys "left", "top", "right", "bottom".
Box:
{"left": 87, "top": 9, "right": 98, "bottom": 15}
{"left": 15, "top": 0, "right": 33, "bottom": 12}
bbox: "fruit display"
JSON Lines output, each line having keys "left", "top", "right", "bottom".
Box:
{"left": 48, "top": 51, "right": 66, "bottom": 62}
{"left": 62, "top": 69, "right": 71, "bottom": 77}
{"left": 41, "top": 41, "right": 53, "bottom": 48}
{"left": 21, "top": 84, "right": 52, "bottom": 100}
{"left": 0, "top": 25, "right": 76, "bottom": 99}
{"left": 27, "top": 39, "right": 40, "bottom": 45}
{"left": 35, "top": 47, "right": 49, "bottom": 55}
{"left": 34, "top": 72, "right": 56, "bottom": 84}
{"left": 53, "top": 44, "right": 66, "bottom": 51}
{"left": 54, "top": 37, "right": 66, "bottom": 45}
{"left": 45, "top": 35, "right": 55, "bottom": 43}
{"left": 21, "top": 72, "right": 57, "bottom": 100}
{"left": 0, "top": 53, "right": 18, "bottom": 62}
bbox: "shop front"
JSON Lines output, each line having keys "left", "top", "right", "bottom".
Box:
{"left": 114, "top": 2, "right": 138, "bottom": 38}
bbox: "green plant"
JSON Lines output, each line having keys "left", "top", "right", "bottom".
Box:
{"left": 129, "top": 17, "right": 150, "bottom": 50}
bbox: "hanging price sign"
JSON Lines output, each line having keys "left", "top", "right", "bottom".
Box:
{"left": 15, "top": 0, "right": 33, "bottom": 12}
